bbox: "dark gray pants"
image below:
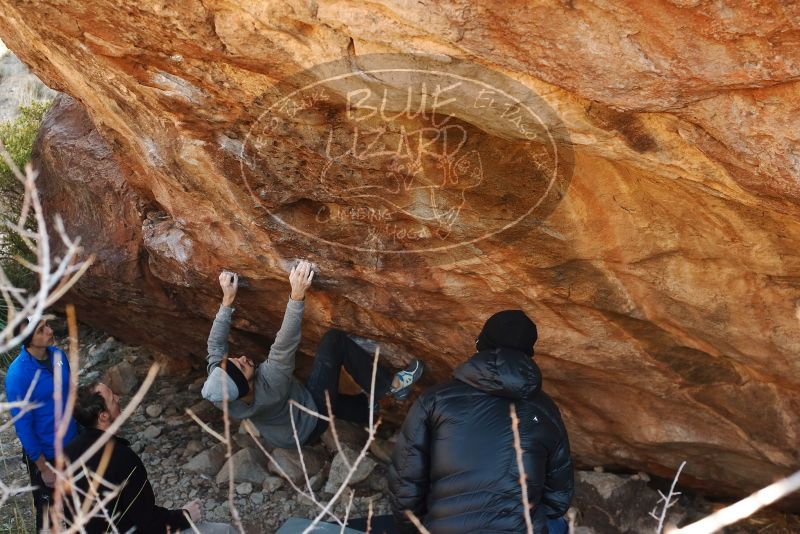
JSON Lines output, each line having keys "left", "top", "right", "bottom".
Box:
{"left": 23, "top": 453, "right": 53, "bottom": 532}
{"left": 305, "top": 329, "right": 393, "bottom": 442}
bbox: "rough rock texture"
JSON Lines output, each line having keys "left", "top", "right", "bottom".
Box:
{"left": 573, "top": 471, "right": 683, "bottom": 533}
{"left": 2, "top": 0, "right": 800, "bottom": 505}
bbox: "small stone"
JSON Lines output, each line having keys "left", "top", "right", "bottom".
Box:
{"left": 182, "top": 443, "right": 227, "bottom": 476}
{"left": 236, "top": 482, "right": 253, "bottom": 495}
{"left": 187, "top": 399, "right": 215, "bottom": 419}
{"left": 165, "top": 415, "right": 185, "bottom": 427}
{"left": 261, "top": 475, "right": 284, "bottom": 493}
{"left": 322, "top": 420, "right": 368, "bottom": 454}
{"left": 238, "top": 419, "right": 261, "bottom": 437}
{"left": 216, "top": 448, "right": 270, "bottom": 486}
{"left": 131, "top": 441, "right": 144, "bottom": 453}
{"left": 324, "top": 446, "right": 376, "bottom": 494}
{"left": 232, "top": 432, "right": 258, "bottom": 451}
{"left": 369, "top": 438, "right": 393, "bottom": 463}
{"left": 204, "top": 500, "right": 217, "bottom": 511}
{"left": 143, "top": 425, "right": 162, "bottom": 440}
{"left": 163, "top": 500, "right": 173, "bottom": 509}
{"left": 85, "top": 337, "right": 118, "bottom": 368}
{"left": 188, "top": 376, "right": 205, "bottom": 393}
{"left": 309, "top": 473, "right": 325, "bottom": 492}
{"left": 145, "top": 403, "right": 163, "bottom": 418}
{"left": 593, "top": 466, "right": 604, "bottom": 473}
{"left": 268, "top": 447, "right": 325, "bottom": 484}
{"left": 369, "top": 472, "right": 388, "bottom": 493}
{"left": 250, "top": 492, "right": 264, "bottom": 505}
{"left": 185, "top": 440, "right": 203, "bottom": 455}
{"left": 104, "top": 361, "right": 138, "bottom": 395}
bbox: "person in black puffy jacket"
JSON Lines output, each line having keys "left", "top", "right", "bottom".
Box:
{"left": 388, "top": 310, "right": 574, "bottom": 534}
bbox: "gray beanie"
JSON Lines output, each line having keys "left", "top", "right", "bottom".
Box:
{"left": 201, "top": 366, "right": 241, "bottom": 403}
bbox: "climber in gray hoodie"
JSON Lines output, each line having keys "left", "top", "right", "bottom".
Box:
{"left": 202, "top": 260, "right": 424, "bottom": 449}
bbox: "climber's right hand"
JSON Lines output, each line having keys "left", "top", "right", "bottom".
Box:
{"left": 219, "top": 270, "right": 238, "bottom": 307}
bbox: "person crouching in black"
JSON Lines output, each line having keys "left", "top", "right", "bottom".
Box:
{"left": 388, "top": 310, "right": 574, "bottom": 534}
{"left": 64, "top": 383, "right": 235, "bottom": 534}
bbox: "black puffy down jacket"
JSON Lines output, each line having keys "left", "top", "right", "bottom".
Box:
{"left": 388, "top": 348, "right": 574, "bottom": 534}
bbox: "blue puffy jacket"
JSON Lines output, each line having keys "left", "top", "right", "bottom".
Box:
{"left": 4, "top": 346, "right": 78, "bottom": 461}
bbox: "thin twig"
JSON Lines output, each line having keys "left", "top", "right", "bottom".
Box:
{"left": 185, "top": 408, "right": 226, "bottom": 443}
{"left": 50, "top": 304, "right": 82, "bottom": 527}
{"left": 404, "top": 510, "right": 432, "bottom": 534}
{"left": 220, "top": 366, "right": 245, "bottom": 534}
{"left": 289, "top": 402, "right": 317, "bottom": 499}
{"left": 0, "top": 141, "right": 92, "bottom": 353}
{"left": 240, "top": 420, "right": 344, "bottom": 526}
{"left": 287, "top": 400, "right": 331, "bottom": 422}
{"left": 510, "top": 404, "right": 534, "bottom": 534}
{"left": 650, "top": 461, "right": 685, "bottom": 534}
{"left": 670, "top": 470, "right": 800, "bottom": 534}
{"left": 340, "top": 489, "right": 355, "bottom": 534}
{"left": 325, "top": 392, "right": 352, "bottom": 470}
{"left": 301, "top": 347, "right": 383, "bottom": 534}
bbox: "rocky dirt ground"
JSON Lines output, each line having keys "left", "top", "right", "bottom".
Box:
{"left": 1, "top": 321, "right": 799, "bottom": 534}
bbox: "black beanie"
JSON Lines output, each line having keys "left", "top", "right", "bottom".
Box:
{"left": 222, "top": 359, "right": 250, "bottom": 398}
{"left": 476, "top": 310, "right": 538, "bottom": 357}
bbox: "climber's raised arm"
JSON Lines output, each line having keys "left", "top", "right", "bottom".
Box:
{"left": 259, "top": 260, "right": 314, "bottom": 379}
{"left": 206, "top": 270, "right": 238, "bottom": 373}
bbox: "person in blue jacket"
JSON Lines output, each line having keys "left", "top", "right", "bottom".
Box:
{"left": 4, "top": 315, "right": 78, "bottom": 531}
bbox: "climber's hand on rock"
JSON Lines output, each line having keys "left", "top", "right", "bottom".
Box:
{"left": 182, "top": 499, "right": 202, "bottom": 523}
{"left": 219, "top": 270, "right": 238, "bottom": 307}
{"left": 289, "top": 259, "right": 314, "bottom": 301}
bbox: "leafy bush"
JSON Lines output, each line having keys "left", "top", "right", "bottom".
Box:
{"left": 0, "top": 101, "right": 50, "bottom": 368}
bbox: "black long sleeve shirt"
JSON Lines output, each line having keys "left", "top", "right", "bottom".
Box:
{"left": 63, "top": 427, "right": 190, "bottom": 533}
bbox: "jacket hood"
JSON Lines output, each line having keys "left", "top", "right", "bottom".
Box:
{"left": 453, "top": 348, "right": 542, "bottom": 399}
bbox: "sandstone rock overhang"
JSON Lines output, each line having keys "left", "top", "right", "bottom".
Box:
{"left": 2, "top": 0, "right": 799, "bottom": 508}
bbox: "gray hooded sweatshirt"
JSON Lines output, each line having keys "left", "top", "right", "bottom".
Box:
{"left": 204, "top": 298, "right": 318, "bottom": 448}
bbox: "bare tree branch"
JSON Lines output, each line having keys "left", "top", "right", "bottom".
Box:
{"left": 669, "top": 469, "right": 800, "bottom": 534}
{"left": 510, "top": 404, "right": 534, "bottom": 534}
{"left": 650, "top": 461, "right": 685, "bottom": 534}
{"left": 0, "top": 141, "right": 93, "bottom": 353}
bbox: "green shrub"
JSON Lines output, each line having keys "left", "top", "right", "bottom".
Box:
{"left": 0, "top": 101, "right": 49, "bottom": 192}
{"left": 0, "top": 101, "right": 50, "bottom": 369}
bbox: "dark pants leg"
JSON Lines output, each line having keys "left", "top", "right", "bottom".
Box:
{"left": 23, "top": 454, "right": 52, "bottom": 532}
{"left": 306, "top": 329, "right": 394, "bottom": 440}
{"left": 346, "top": 515, "right": 399, "bottom": 533}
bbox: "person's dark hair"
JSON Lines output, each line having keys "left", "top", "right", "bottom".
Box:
{"left": 13, "top": 318, "right": 36, "bottom": 349}
{"left": 74, "top": 382, "right": 108, "bottom": 428}
{"left": 221, "top": 357, "right": 250, "bottom": 398}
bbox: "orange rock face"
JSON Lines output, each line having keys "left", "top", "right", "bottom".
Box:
{"left": 4, "top": 0, "right": 800, "bottom": 505}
